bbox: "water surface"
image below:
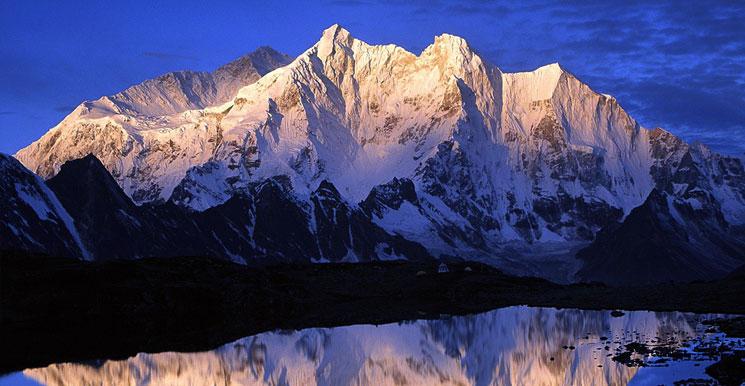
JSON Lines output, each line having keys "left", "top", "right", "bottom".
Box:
{"left": 4, "top": 306, "right": 742, "bottom": 385}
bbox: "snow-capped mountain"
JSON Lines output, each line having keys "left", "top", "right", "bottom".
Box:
{"left": 11, "top": 25, "right": 745, "bottom": 281}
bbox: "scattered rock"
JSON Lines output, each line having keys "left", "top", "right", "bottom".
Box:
{"left": 706, "top": 351, "right": 745, "bottom": 386}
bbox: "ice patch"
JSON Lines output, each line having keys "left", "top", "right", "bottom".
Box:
{"left": 39, "top": 181, "right": 92, "bottom": 260}
{"left": 15, "top": 183, "right": 53, "bottom": 221}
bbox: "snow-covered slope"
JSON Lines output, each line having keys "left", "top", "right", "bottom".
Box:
{"left": 107, "top": 46, "right": 291, "bottom": 116}
{"left": 15, "top": 46, "right": 291, "bottom": 203}
{"left": 14, "top": 25, "right": 745, "bottom": 276}
{"left": 0, "top": 154, "right": 88, "bottom": 258}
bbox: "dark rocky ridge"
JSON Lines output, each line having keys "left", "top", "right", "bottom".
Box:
{"left": 577, "top": 143, "right": 745, "bottom": 286}
{"left": 0, "top": 154, "right": 85, "bottom": 258}
{"left": 6, "top": 154, "right": 432, "bottom": 263}
{"left": 577, "top": 189, "right": 745, "bottom": 285}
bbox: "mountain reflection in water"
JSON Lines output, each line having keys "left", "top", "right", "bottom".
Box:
{"left": 12, "top": 306, "right": 738, "bottom": 386}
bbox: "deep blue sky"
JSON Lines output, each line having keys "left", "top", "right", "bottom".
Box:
{"left": 1, "top": 0, "right": 743, "bottom": 155}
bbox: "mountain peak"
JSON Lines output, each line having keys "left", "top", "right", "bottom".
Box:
{"left": 532, "top": 62, "right": 565, "bottom": 78}
{"left": 79, "top": 153, "right": 101, "bottom": 167}
{"left": 0, "top": 153, "right": 30, "bottom": 177}
{"left": 313, "top": 23, "right": 357, "bottom": 60}
{"left": 421, "top": 32, "right": 479, "bottom": 67}
{"left": 216, "top": 46, "right": 291, "bottom": 78}
{"left": 47, "top": 153, "right": 136, "bottom": 217}
{"left": 52, "top": 153, "right": 122, "bottom": 191}
{"left": 320, "top": 23, "right": 354, "bottom": 45}
{"left": 542, "top": 62, "right": 562, "bottom": 71}
{"left": 432, "top": 33, "right": 470, "bottom": 50}
{"left": 251, "top": 45, "right": 282, "bottom": 56}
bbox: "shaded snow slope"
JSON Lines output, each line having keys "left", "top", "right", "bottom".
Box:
{"left": 0, "top": 154, "right": 88, "bottom": 258}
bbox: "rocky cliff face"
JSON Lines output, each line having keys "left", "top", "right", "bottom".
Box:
{"left": 11, "top": 25, "right": 745, "bottom": 280}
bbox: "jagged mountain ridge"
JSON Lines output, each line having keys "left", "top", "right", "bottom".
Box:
{"left": 108, "top": 46, "right": 291, "bottom": 116}
{"left": 1, "top": 153, "right": 430, "bottom": 262}
{"left": 12, "top": 25, "right": 745, "bottom": 279}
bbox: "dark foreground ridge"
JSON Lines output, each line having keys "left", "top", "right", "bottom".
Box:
{"left": 1, "top": 250, "right": 744, "bottom": 374}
